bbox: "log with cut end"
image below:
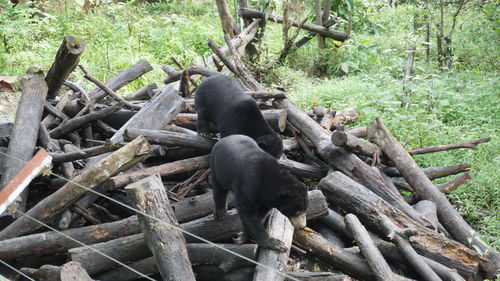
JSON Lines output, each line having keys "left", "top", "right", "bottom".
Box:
{"left": 319, "top": 171, "right": 484, "bottom": 280}
{"left": 331, "top": 130, "right": 382, "bottom": 158}
{"left": 0, "top": 77, "right": 48, "bottom": 218}
{"left": 88, "top": 60, "right": 153, "bottom": 101}
{"left": 253, "top": 209, "right": 293, "bottom": 281}
{"left": 439, "top": 172, "right": 471, "bottom": 194}
{"left": 124, "top": 128, "right": 216, "bottom": 152}
{"left": 278, "top": 158, "right": 326, "bottom": 179}
{"left": 45, "top": 36, "right": 86, "bottom": 99}
{"left": 94, "top": 244, "right": 258, "bottom": 281}
{"left": 125, "top": 174, "right": 195, "bottom": 281}
{"left": 21, "top": 261, "right": 94, "bottom": 281}
{"left": 367, "top": 117, "right": 499, "bottom": 276}
{"left": 239, "top": 8, "right": 348, "bottom": 41}
{"left": 345, "top": 213, "right": 401, "bottom": 281}
{"left": 0, "top": 136, "right": 151, "bottom": 240}
{"left": 273, "top": 98, "right": 429, "bottom": 226}
{"left": 321, "top": 108, "right": 359, "bottom": 130}
{"left": 413, "top": 200, "right": 439, "bottom": 231}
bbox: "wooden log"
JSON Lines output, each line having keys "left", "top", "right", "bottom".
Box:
{"left": 345, "top": 213, "right": 400, "bottom": 281}
{"left": 240, "top": 8, "right": 348, "bottom": 41}
{"left": 21, "top": 261, "right": 94, "bottom": 281}
{"left": 163, "top": 65, "right": 220, "bottom": 85}
{"left": 124, "top": 128, "right": 216, "bottom": 152}
{"left": 0, "top": 77, "right": 48, "bottom": 218}
{"left": 319, "top": 171, "right": 484, "bottom": 280}
{"left": 125, "top": 174, "right": 196, "bottom": 281}
{"left": 88, "top": 60, "right": 153, "bottom": 101}
{"left": 321, "top": 108, "right": 359, "bottom": 130}
{"left": 193, "top": 265, "right": 254, "bottom": 281}
{"left": 105, "top": 155, "right": 210, "bottom": 189}
{"left": 413, "top": 200, "right": 439, "bottom": 231}
{"left": 94, "top": 244, "right": 258, "bottom": 281}
{"left": 51, "top": 141, "right": 123, "bottom": 163}
{"left": 223, "top": 34, "right": 262, "bottom": 90}
{"left": 45, "top": 36, "right": 85, "bottom": 99}
{"left": 124, "top": 83, "right": 158, "bottom": 101}
{"left": 49, "top": 105, "right": 121, "bottom": 139}
{"left": 386, "top": 163, "right": 471, "bottom": 178}
{"left": 367, "top": 117, "right": 499, "bottom": 276}
{"left": 172, "top": 110, "right": 287, "bottom": 133}
{"left": 408, "top": 137, "right": 491, "bottom": 155}
{"left": 331, "top": 130, "right": 382, "bottom": 159}
{"left": 215, "top": 0, "right": 238, "bottom": 38}
{"left": 286, "top": 272, "right": 354, "bottom": 281}
{"left": 245, "top": 90, "right": 287, "bottom": 99}
{"left": 439, "top": 172, "right": 471, "bottom": 194}
{"left": 274, "top": 98, "right": 430, "bottom": 226}
{"left": 44, "top": 100, "right": 70, "bottom": 121}
{"left": 278, "top": 158, "right": 326, "bottom": 179}
{"left": 346, "top": 126, "right": 368, "bottom": 138}
{"left": 293, "top": 228, "right": 376, "bottom": 281}
{"left": 0, "top": 136, "right": 151, "bottom": 240}
{"left": 253, "top": 209, "right": 293, "bottom": 281}
{"left": 319, "top": 209, "right": 465, "bottom": 281}
{"left": 378, "top": 215, "right": 442, "bottom": 281}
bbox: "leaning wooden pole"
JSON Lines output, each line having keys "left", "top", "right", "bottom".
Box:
{"left": 0, "top": 77, "right": 48, "bottom": 219}
{"left": 367, "top": 117, "right": 500, "bottom": 277}
{"left": 125, "top": 174, "right": 196, "bottom": 281}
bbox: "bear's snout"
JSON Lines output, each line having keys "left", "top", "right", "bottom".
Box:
{"left": 289, "top": 212, "right": 307, "bottom": 229}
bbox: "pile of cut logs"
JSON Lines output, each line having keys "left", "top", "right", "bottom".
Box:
{"left": 0, "top": 16, "right": 497, "bottom": 281}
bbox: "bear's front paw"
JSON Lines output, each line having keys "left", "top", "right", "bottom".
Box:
{"left": 198, "top": 132, "right": 212, "bottom": 139}
{"left": 214, "top": 209, "right": 228, "bottom": 221}
{"left": 261, "top": 238, "right": 288, "bottom": 252}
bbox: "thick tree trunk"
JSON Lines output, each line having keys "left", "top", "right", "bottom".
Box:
{"left": 215, "top": 0, "right": 238, "bottom": 38}
{"left": 367, "top": 118, "right": 500, "bottom": 276}
{"left": 0, "top": 136, "right": 151, "bottom": 240}
{"left": 0, "top": 77, "right": 48, "bottom": 218}
{"left": 45, "top": 36, "right": 86, "bottom": 99}
{"left": 125, "top": 174, "right": 196, "bottom": 281}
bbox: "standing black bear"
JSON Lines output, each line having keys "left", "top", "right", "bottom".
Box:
{"left": 210, "top": 135, "right": 308, "bottom": 252}
{"left": 194, "top": 74, "right": 283, "bottom": 158}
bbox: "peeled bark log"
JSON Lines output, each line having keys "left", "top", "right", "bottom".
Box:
{"left": 346, "top": 126, "right": 368, "bottom": 138}
{"left": 45, "top": 36, "right": 85, "bottom": 99}
{"left": 413, "top": 200, "right": 439, "bottom": 231}
{"left": 0, "top": 77, "right": 48, "bottom": 218}
{"left": 239, "top": 8, "right": 348, "bottom": 41}
{"left": 320, "top": 171, "right": 484, "bottom": 280}
{"left": 253, "top": 209, "right": 293, "bottom": 281}
{"left": 125, "top": 174, "right": 195, "bottom": 281}
{"left": 367, "top": 117, "right": 499, "bottom": 276}
{"left": 0, "top": 136, "right": 151, "bottom": 240}
{"left": 21, "top": 261, "right": 93, "bottom": 281}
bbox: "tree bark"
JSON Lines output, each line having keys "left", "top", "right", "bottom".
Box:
{"left": 125, "top": 174, "right": 196, "bottom": 281}
{"left": 0, "top": 136, "right": 151, "bottom": 240}
{"left": 438, "top": 172, "right": 471, "bottom": 194}
{"left": 215, "top": 0, "right": 238, "bottom": 38}
{"left": 408, "top": 137, "right": 490, "bottom": 155}
{"left": 0, "top": 77, "right": 48, "bottom": 218}
{"left": 124, "top": 128, "right": 216, "bottom": 152}
{"left": 253, "top": 209, "right": 293, "bottom": 281}
{"left": 367, "top": 117, "right": 499, "bottom": 276}
{"left": 45, "top": 36, "right": 86, "bottom": 99}
{"left": 239, "top": 8, "right": 348, "bottom": 41}
{"left": 331, "top": 130, "right": 382, "bottom": 159}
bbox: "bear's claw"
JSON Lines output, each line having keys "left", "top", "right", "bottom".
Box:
{"left": 261, "top": 238, "right": 288, "bottom": 252}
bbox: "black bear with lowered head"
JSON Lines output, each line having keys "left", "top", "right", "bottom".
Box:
{"left": 194, "top": 74, "right": 283, "bottom": 158}
{"left": 210, "top": 134, "right": 308, "bottom": 252}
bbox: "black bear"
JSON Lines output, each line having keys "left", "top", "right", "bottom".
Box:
{"left": 210, "top": 135, "right": 308, "bottom": 252}
{"left": 194, "top": 74, "right": 283, "bottom": 158}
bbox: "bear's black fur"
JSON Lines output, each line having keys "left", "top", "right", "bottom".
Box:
{"left": 210, "top": 135, "right": 308, "bottom": 251}
{"left": 195, "top": 74, "right": 283, "bottom": 158}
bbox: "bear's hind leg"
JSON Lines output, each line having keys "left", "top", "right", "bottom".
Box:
{"left": 239, "top": 209, "right": 288, "bottom": 252}
{"left": 196, "top": 110, "right": 212, "bottom": 138}
{"left": 212, "top": 175, "right": 229, "bottom": 221}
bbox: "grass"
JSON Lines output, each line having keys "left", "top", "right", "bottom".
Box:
{"left": 0, "top": 0, "right": 498, "bottom": 248}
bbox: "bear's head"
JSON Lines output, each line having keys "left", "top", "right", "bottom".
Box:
{"left": 256, "top": 133, "right": 283, "bottom": 159}
{"left": 274, "top": 173, "right": 308, "bottom": 229}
